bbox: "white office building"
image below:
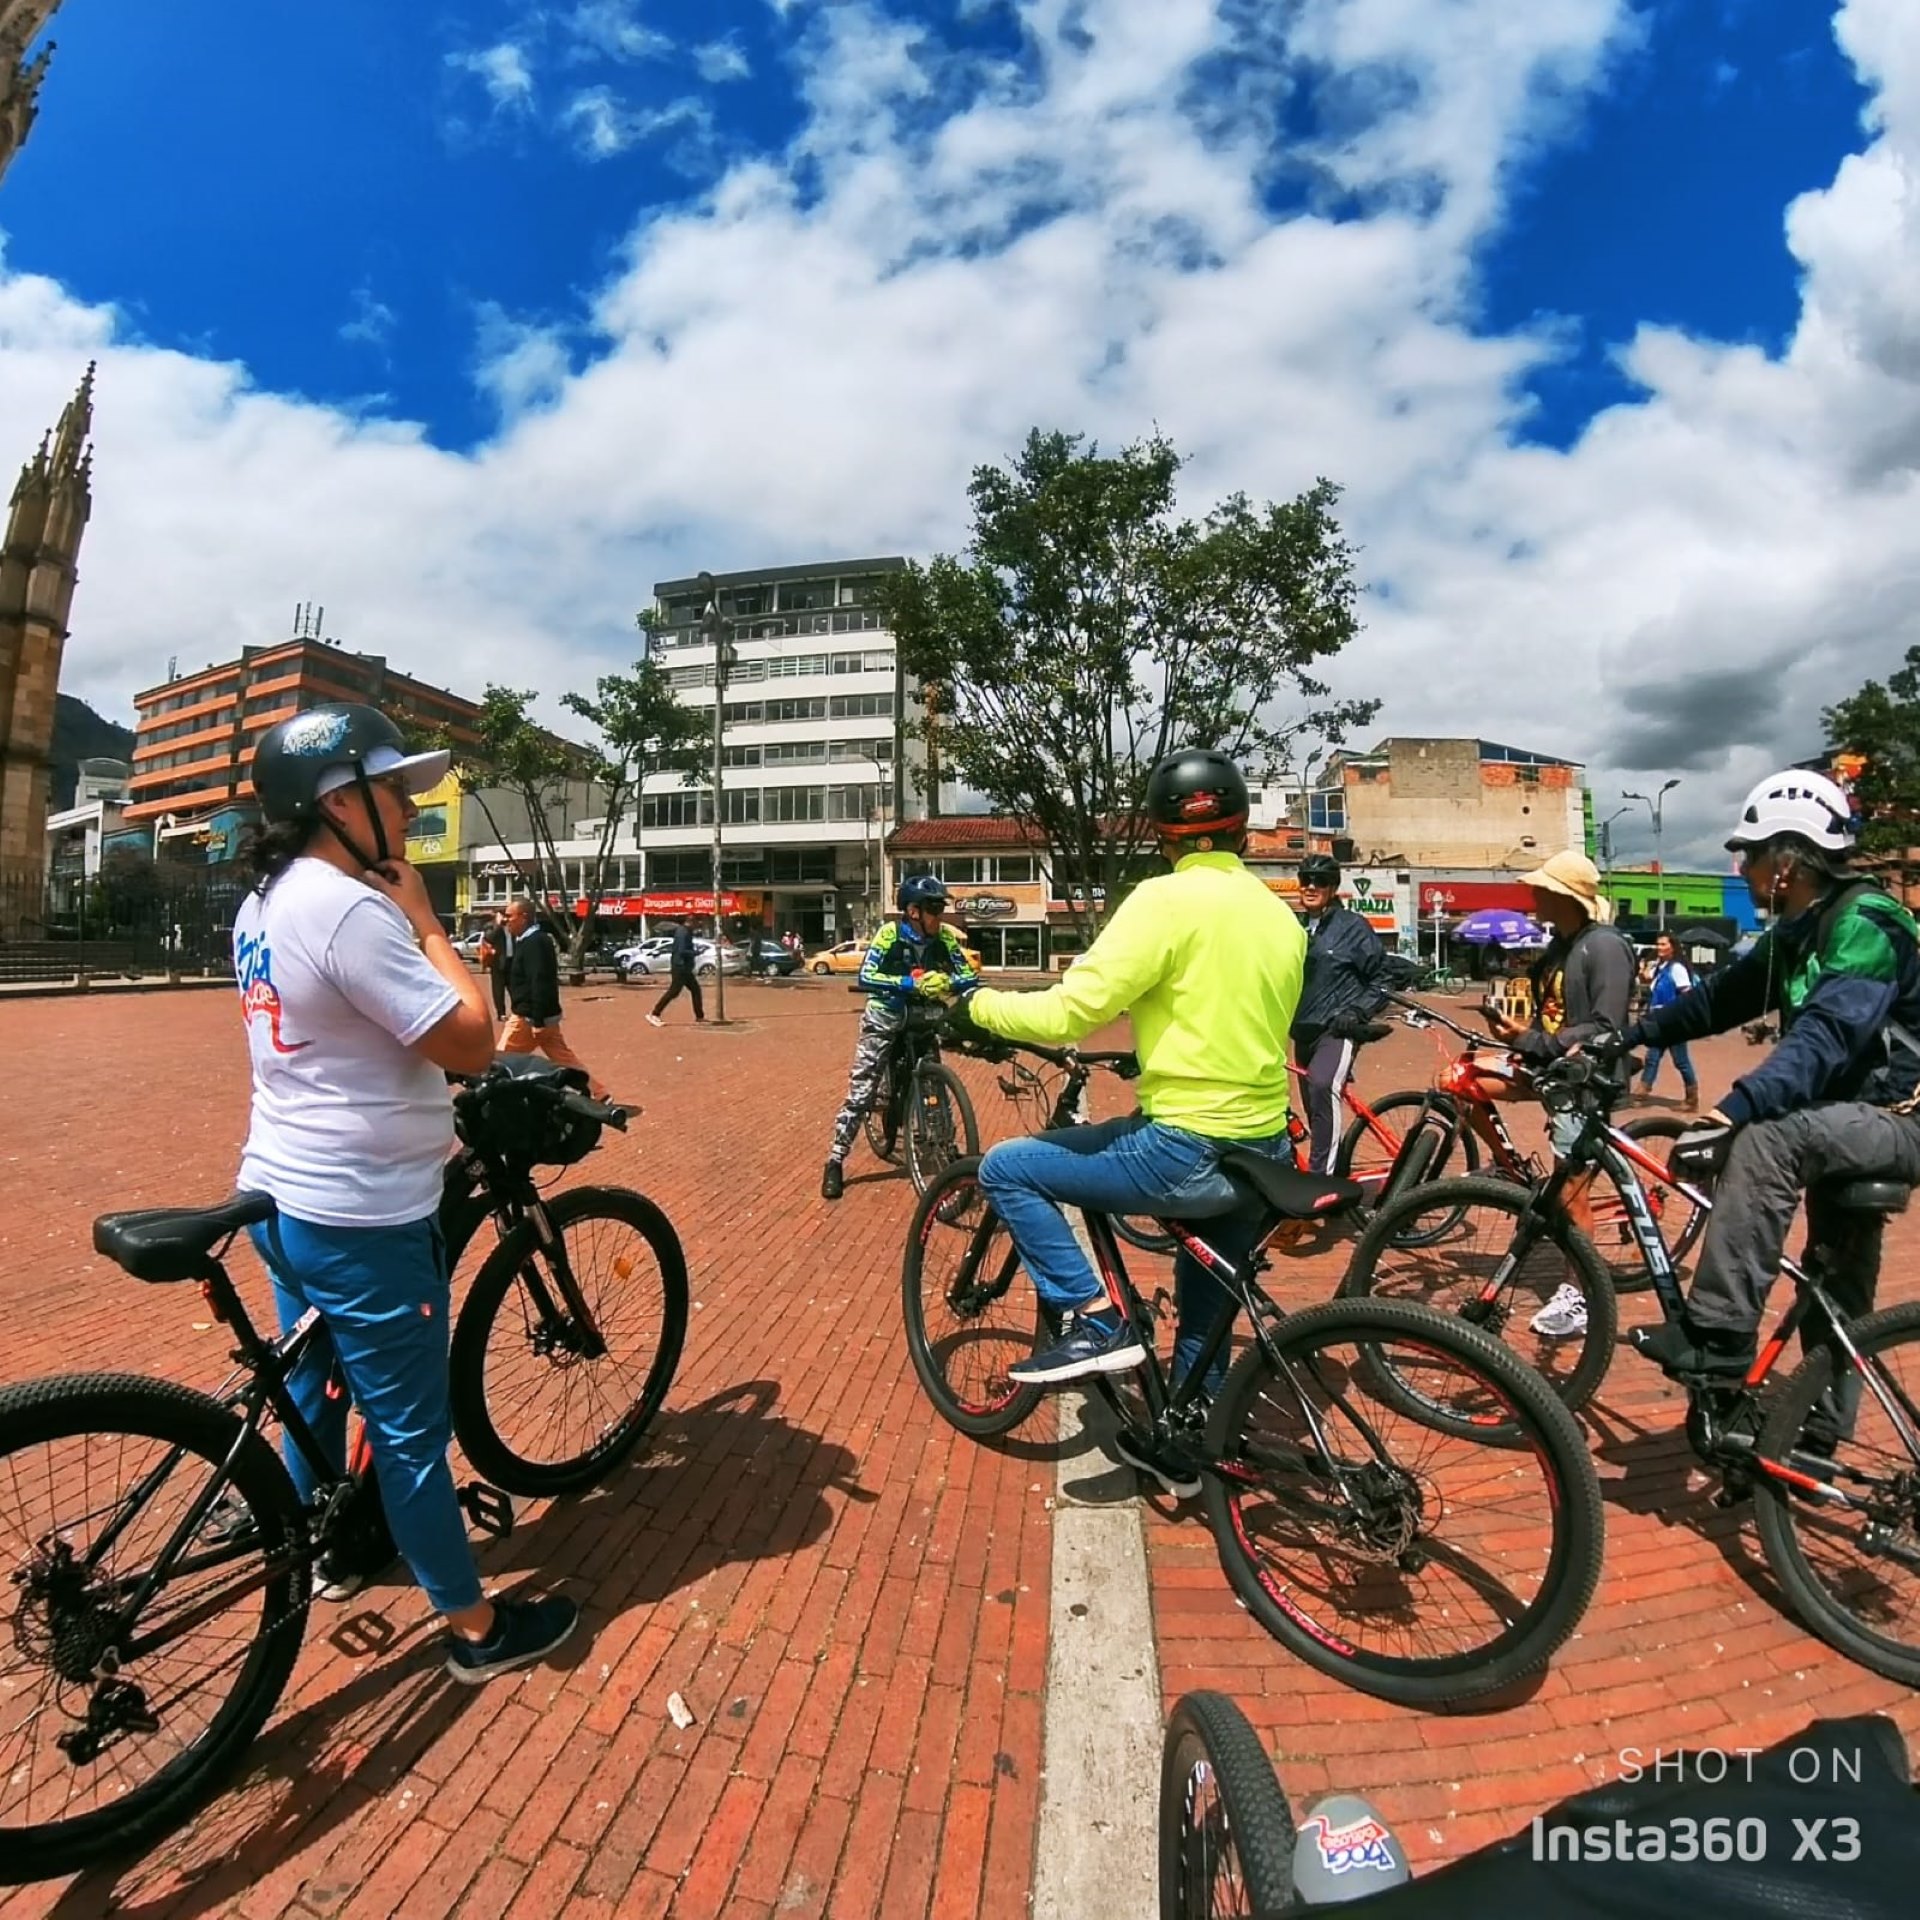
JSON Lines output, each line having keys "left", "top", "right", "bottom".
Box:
{"left": 639, "top": 559, "right": 929, "bottom": 947}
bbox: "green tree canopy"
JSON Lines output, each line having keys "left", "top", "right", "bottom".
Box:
{"left": 1823, "top": 645, "right": 1920, "bottom": 855}
{"left": 880, "top": 429, "right": 1375, "bottom": 925}
{"left": 454, "top": 662, "right": 707, "bottom": 971}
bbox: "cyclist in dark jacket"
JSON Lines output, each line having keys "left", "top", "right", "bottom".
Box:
{"left": 1290, "top": 856, "right": 1387, "bottom": 1173}
{"left": 1621, "top": 770, "right": 1920, "bottom": 1377}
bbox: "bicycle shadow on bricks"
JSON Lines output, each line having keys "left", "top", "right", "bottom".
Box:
{"left": 1591, "top": 1421, "right": 1788, "bottom": 1609}
{"left": 40, "top": 1498, "right": 604, "bottom": 1920}
{"left": 477, "top": 1379, "right": 882, "bottom": 1609}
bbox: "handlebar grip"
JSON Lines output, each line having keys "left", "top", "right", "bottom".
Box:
{"left": 560, "top": 1089, "right": 629, "bottom": 1130}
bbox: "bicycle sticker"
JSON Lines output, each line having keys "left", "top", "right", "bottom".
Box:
{"left": 1307, "top": 1812, "right": 1398, "bottom": 1875}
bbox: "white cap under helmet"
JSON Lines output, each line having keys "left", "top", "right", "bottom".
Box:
{"left": 1726, "top": 769, "right": 1856, "bottom": 854}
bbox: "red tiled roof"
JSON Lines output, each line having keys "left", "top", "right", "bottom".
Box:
{"left": 886, "top": 817, "right": 1048, "bottom": 849}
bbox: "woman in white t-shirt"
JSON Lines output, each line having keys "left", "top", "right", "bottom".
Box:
{"left": 235, "top": 703, "right": 578, "bottom": 1683}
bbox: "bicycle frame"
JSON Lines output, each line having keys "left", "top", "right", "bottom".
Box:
{"left": 1501, "top": 1097, "right": 1920, "bottom": 1502}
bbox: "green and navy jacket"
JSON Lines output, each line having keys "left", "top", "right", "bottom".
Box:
{"left": 1638, "top": 882, "right": 1920, "bottom": 1124}
{"left": 858, "top": 918, "right": 978, "bottom": 1009}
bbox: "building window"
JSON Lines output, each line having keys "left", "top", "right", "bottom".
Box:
{"left": 994, "top": 855, "right": 1037, "bottom": 884}
{"left": 776, "top": 580, "right": 835, "bottom": 613}
{"left": 830, "top": 649, "right": 894, "bottom": 676}
{"left": 641, "top": 790, "right": 712, "bottom": 829}
{"left": 764, "top": 786, "right": 827, "bottom": 823}
{"left": 765, "top": 651, "right": 831, "bottom": 679}
{"left": 722, "top": 788, "right": 760, "bottom": 824}
{"left": 763, "top": 696, "right": 828, "bottom": 724}
{"left": 766, "top": 847, "right": 837, "bottom": 883}
{"left": 722, "top": 744, "right": 762, "bottom": 768}
{"left": 826, "top": 784, "right": 884, "bottom": 823}
{"left": 828, "top": 738, "right": 892, "bottom": 764}
{"left": 1308, "top": 790, "right": 1347, "bottom": 832}
{"left": 829, "top": 691, "right": 894, "bottom": 720}
{"left": 763, "top": 741, "right": 828, "bottom": 766}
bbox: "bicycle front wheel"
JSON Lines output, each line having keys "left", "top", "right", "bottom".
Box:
{"left": 904, "top": 1062, "right": 979, "bottom": 1197}
{"left": 451, "top": 1185, "right": 688, "bottom": 1496}
{"left": 1158, "top": 1690, "right": 1295, "bottom": 1920}
{"left": 1753, "top": 1301, "right": 1920, "bottom": 1686}
{"left": 1339, "top": 1173, "right": 1617, "bottom": 1427}
{"left": 1335, "top": 1090, "right": 1481, "bottom": 1195}
{"left": 902, "top": 1159, "right": 1048, "bottom": 1437}
{"left": 0, "top": 1372, "right": 310, "bottom": 1884}
{"left": 1203, "top": 1298, "right": 1603, "bottom": 1705}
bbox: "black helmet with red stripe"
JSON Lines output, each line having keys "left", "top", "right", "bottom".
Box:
{"left": 1143, "top": 747, "right": 1250, "bottom": 843}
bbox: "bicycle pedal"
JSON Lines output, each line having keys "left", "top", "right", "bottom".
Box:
{"left": 459, "top": 1482, "right": 515, "bottom": 1538}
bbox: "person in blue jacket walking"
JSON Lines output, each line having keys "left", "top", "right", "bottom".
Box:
{"left": 1638, "top": 931, "right": 1699, "bottom": 1111}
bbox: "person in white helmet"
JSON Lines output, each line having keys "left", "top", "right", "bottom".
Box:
{"left": 1610, "top": 768, "right": 1920, "bottom": 1380}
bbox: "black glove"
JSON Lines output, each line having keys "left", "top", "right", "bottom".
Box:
{"left": 944, "top": 996, "right": 1009, "bottom": 1060}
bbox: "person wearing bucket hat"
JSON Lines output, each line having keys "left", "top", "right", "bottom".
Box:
{"left": 1482, "top": 848, "right": 1636, "bottom": 1342}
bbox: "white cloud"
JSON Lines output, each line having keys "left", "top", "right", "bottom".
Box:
{"left": 3, "top": 0, "right": 1916, "bottom": 870}
{"left": 561, "top": 87, "right": 712, "bottom": 163}
{"left": 693, "top": 39, "right": 752, "bottom": 85}
{"left": 446, "top": 41, "right": 537, "bottom": 115}
{"left": 338, "top": 286, "right": 396, "bottom": 356}
{"left": 568, "top": 2, "right": 674, "bottom": 64}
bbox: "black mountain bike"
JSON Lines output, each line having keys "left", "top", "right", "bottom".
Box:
{"left": 851, "top": 987, "right": 980, "bottom": 1196}
{"left": 0, "top": 1057, "right": 687, "bottom": 1883}
{"left": 1341, "top": 1052, "right": 1920, "bottom": 1686}
{"left": 902, "top": 1034, "right": 1604, "bottom": 1706}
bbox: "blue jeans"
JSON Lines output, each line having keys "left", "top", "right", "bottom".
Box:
{"left": 1641, "top": 1042, "right": 1696, "bottom": 1091}
{"left": 977, "top": 1114, "right": 1291, "bottom": 1392}
{"left": 249, "top": 1212, "right": 483, "bottom": 1614}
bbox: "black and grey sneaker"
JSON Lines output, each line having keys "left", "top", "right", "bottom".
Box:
{"left": 314, "top": 1550, "right": 367, "bottom": 1603}
{"left": 445, "top": 1592, "right": 580, "bottom": 1685}
{"left": 1112, "top": 1428, "right": 1203, "bottom": 1500}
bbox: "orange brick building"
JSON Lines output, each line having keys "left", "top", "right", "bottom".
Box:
{"left": 124, "top": 623, "right": 481, "bottom": 829}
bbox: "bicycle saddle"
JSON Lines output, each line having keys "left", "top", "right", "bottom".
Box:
{"left": 93, "top": 1192, "right": 277, "bottom": 1283}
{"left": 1819, "top": 1178, "right": 1911, "bottom": 1215}
{"left": 1218, "top": 1150, "right": 1364, "bottom": 1219}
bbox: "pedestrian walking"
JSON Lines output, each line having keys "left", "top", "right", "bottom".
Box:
{"left": 499, "top": 896, "right": 610, "bottom": 1098}
{"left": 1638, "top": 931, "right": 1700, "bottom": 1110}
{"left": 648, "top": 919, "right": 705, "bottom": 1027}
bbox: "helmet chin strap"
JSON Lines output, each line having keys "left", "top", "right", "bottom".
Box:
{"left": 317, "top": 767, "right": 394, "bottom": 872}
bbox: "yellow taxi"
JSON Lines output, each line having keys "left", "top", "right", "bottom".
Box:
{"left": 808, "top": 940, "right": 985, "bottom": 976}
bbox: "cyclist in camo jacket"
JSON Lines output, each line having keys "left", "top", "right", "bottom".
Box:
{"left": 821, "top": 876, "right": 979, "bottom": 1199}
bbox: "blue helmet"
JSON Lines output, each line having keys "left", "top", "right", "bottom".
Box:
{"left": 898, "top": 874, "right": 950, "bottom": 914}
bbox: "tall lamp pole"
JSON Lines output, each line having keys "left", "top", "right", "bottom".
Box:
{"left": 1622, "top": 779, "right": 1681, "bottom": 930}
{"left": 1599, "top": 804, "right": 1632, "bottom": 914}
{"left": 700, "top": 572, "right": 737, "bottom": 1025}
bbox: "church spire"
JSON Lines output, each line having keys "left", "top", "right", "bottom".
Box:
{"left": 0, "top": 2, "right": 63, "bottom": 193}
{"left": 49, "top": 358, "right": 92, "bottom": 481}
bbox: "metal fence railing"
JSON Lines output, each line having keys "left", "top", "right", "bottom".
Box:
{"left": 1, "top": 868, "right": 245, "bottom": 986}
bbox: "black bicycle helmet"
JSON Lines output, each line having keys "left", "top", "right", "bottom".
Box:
{"left": 1298, "top": 853, "right": 1341, "bottom": 887}
{"left": 1143, "top": 747, "right": 1250, "bottom": 840}
{"left": 249, "top": 702, "right": 450, "bottom": 866}
{"left": 898, "top": 873, "right": 951, "bottom": 913}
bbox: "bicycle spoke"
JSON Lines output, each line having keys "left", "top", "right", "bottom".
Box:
{"left": 910, "top": 1179, "right": 1036, "bottom": 1416}
{"left": 1223, "top": 1327, "right": 1567, "bottom": 1675}
{"left": 0, "top": 1425, "right": 277, "bottom": 1839}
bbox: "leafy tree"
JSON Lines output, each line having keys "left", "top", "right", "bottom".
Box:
{"left": 881, "top": 429, "right": 1375, "bottom": 931}
{"left": 454, "top": 664, "right": 707, "bottom": 977}
{"left": 1824, "top": 647, "right": 1920, "bottom": 861}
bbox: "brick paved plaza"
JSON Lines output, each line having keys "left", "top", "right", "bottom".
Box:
{"left": 1, "top": 980, "right": 1916, "bottom": 1916}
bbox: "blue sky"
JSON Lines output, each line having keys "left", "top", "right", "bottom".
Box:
{"left": 0, "top": 0, "right": 1913, "bottom": 863}
{"left": 3, "top": 1, "right": 1867, "bottom": 453}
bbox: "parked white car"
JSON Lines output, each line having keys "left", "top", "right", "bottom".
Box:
{"left": 615, "top": 937, "right": 745, "bottom": 980}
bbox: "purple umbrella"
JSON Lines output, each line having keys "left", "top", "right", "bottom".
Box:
{"left": 1453, "top": 908, "right": 1546, "bottom": 947}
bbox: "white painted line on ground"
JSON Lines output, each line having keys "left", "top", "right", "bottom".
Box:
{"left": 1031, "top": 1387, "right": 1161, "bottom": 1920}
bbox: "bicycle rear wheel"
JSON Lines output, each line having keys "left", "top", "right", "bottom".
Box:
{"left": 0, "top": 1373, "right": 310, "bottom": 1884}
{"left": 904, "top": 1062, "right": 980, "bottom": 1197}
{"left": 450, "top": 1185, "right": 688, "bottom": 1496}
{"left": 1158, "top": 1690, "right": 1295, "bottom": 1920}
{"left": 902, "top": 1159, "right": 1048, "bottom": 1437}
{"left": 864, "top": 1088, "right": 900, "bottom": 1163}
{"left": 1338, "top": 1174, "right": 1617, "bottom": 1429}
{"left": 1753, "top": 1301, "right": 1920, "bottom": 1686}
{"left": 1203, "top": 1298, "right": 1603, "bottom": 1705}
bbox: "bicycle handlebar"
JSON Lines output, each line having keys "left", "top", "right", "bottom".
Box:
{"left": 945, "top": 1030, "right": 1140, "bottom": 1080}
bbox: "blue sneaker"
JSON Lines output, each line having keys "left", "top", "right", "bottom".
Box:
{"left": 1008, "top": 1310, "right": 1145, "bottom": 1386}
{"left": 445, "top": 1592, "right": 580, "bottom": 1685}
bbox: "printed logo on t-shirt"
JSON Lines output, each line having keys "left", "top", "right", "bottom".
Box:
{"left": 235, "top": 928, "right": 309, "bottom": 1055}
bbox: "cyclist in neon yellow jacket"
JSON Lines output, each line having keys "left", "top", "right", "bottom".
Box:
{"left": 821, "top": 875, "right": 978, "bottom": 1199}
{"left": 949, "top": 748, "right": 1307, "bottom": 1495}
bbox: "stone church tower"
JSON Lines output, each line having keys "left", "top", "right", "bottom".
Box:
{"left": 0, "top": 364, "right": 92, "bottom": 902}
{"left": 0, "top": 2, "right": 61, "bottom": 189}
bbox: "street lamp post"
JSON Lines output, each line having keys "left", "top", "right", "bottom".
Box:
{"left": 1423, "top": 887, "right": 1455, "bottom": 967}
{"left": 1598, "top": 804, "right": 1632, "bottom": 914}
{"left": 1621, "top": 779, "right": 1681, "bottom": 930}
{"left": 700, "top": 572, "right": 737, "bottom": 1026}
{"left": 850, "top": 754, "right": 892, "bottom": 932}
